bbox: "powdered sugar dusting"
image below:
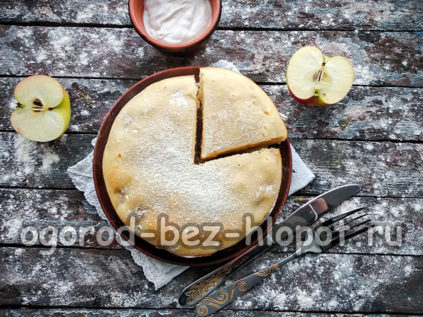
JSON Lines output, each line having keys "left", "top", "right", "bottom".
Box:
{"left": 200, "top": 67, "right": 284, "bottom": 159}
{"left": 170, "top": 90, "right": 189, "bottom": 107}
{"left": 133, "top": 127, "right": 239, "bottom": 219}
{"left": 106, "top": 77, "right": 242, "bottom": 224}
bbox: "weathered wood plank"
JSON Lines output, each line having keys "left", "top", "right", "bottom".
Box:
{"left": 1, "top": 188, "right": 421, "bottom": 256}
{"left": 292, "top": 138, "right": 423, "bottom": 198}
{"left": 0, "top": 189, "right": 423, "bottom": 255}
{"left": 221, "top": 0, "right": 423, "bottom": 31}
{"left": 1, "top": 247, "right": 422, "bottom": 313}
{"left": 274, "top": 196, "right": 423, "bottom": 256}
{"left": 0, "top": 133, "right": 421, "bottom": 198}
{"left": 270, "top": 86, "right": 423, "bottom": 142}
{"left": 227, "top": 252, "right": 423, "bottom": 313}
{"left": 0, "top": 189, "right": 120, "bottom": 249}
{"left": 0, "top": 0, "right": 131, "bottom": 25}
{"left": 0, "top": 308, "right": 399, "bottom": 317}
{"left": 1, "top": 26, "right": 422, "bottom": 86}
{"left": 0, "top": 133, "right": 93, "bottom": 189}
{"left": 2, "top": 77, "right": 422, "bottom": 141}
{"left": 1, "top": 0, "right": 422, "bottom": 31}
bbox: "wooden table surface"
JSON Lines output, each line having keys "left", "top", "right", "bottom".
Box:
{"left": 1, "top": 0, "right": 423, "bottom": 316}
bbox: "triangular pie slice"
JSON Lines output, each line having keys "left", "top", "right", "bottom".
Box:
{"left": 199, "top": 67, "right": 287, "bottom": 160}
{"left": 103, "top": 75, "right": 283, "bottom": 257}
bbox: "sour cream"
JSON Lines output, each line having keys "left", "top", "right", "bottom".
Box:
{"left": 143, "top": 0, "right": 212, "bottom": 45}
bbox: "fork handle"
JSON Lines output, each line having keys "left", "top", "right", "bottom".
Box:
{"left": 195, "top": 252, "right": 300, "bottom": 316}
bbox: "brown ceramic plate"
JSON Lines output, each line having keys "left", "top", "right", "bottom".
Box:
{"left": 93, "top": 66, "right": 292, "bottom": 267}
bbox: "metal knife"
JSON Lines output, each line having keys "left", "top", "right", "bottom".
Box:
{"left": 178, "top": 184, "right": 361, "bottom": 307}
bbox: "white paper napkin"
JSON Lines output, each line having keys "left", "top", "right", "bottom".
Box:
{"left": 67, "top": 61, "right": 314, "bottom": 289}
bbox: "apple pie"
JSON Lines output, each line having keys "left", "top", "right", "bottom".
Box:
{"left": 103, "top": 69, "right": 286, "bottom": 257}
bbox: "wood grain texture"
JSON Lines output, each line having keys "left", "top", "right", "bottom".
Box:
{"left": 1, "top": 132, "right": 421, "bottom": 197}
{"left": 1, "top": 188, "right": 421, "bottom": 256}
{"left": 292, "top": 138, "right": 423, "bottom": 198}
{"left": 2, "top": 77, "right": 422, "bottom": 141}
{"left": 1, "top": 0, "right": 422, "bottom": 31}
{"left": 221, "top": 0, "right": 423, "bottom": 31}
{"left": 1, "top": 26, "right": 422, "bottom": 86}
{"left": 0, "top": 309, "right": 406, "bottom": 317}
{"left": 270, "top": 86, "right": 423, "bottom": 142}
{"left": 1, "top": 1, "right": 422, "bottom": 314}
{"left": 274, "top": 196, "right": 423, "bottom": 256}
{"left": 0, "top": 0, "right": 131, "bottom": 25}
{"left": 0, "top": 189, "right": 120, "bottom": 249}
{"left": 0, "top": 133, "right": 93, "bottom": 189}
{"left": 1, "top": 247, "right": 422, "bottom": 313}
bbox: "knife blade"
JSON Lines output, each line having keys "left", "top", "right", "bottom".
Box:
{"left": 178, "top": 184, "right": 361, "bottom": 307}
{"left": 273, "top": 183, "right": 362, "bottom": 234}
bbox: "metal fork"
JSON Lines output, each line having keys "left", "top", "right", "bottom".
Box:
{"left": 195, "top": 207, "right": 372, "bottom": 316}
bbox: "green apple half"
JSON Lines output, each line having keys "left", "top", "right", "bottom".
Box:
{"left": 11, "top": 75, "right": 71, "bottom": 142}
{"left": 286, "top": 46, "right": 354, "bottom": 106}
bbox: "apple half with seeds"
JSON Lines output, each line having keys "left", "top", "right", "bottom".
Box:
{"left": 11, "top": 75, "right": 71, "bottom": 142}
{"left": 286, "top": 46, "right": 354, "bottom": 106}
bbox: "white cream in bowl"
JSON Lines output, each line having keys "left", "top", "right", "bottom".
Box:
{"left": 143, "top": 0, "right": 212, "bottom": 45}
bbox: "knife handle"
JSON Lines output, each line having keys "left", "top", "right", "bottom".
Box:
{"left": 195, "top": 272, "right": 267, "bottom": 316}
{"left": 195, "top": 252, "right": 300, "bottom": 316}
{"left": 179, "top": 242, "right": 271, "bottom": 306}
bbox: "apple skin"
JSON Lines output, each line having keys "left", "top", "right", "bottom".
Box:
{"left": 287, "top": 86, "right": 330, "bottom": 106}
{"left": 52, "top": 88, "right": 71, "bottom": 135}
{"left": 11, "top": 79, "right": 71, "bottom": 142}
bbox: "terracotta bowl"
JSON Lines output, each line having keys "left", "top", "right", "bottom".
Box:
{"left": 129, "top": 0, "right": 222, "bottom": 54}
{"left": 93, "top": 66, "right": 292, "bottom": 266}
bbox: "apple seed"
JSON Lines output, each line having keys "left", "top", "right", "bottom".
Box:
{"left": 33, "top": 98, "right": 42, "bottom": 106}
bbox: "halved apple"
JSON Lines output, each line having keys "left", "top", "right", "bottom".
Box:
{"left": 11, "top": 75, "right": 71, "bottom": 142}
{"left": 286, "top": 46, "right": 354, "bottom": 106}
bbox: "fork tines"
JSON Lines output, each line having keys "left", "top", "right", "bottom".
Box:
{"left": 320, "top": 206, "right": 365, "bottom": 227}
{"left": 318, "top": 207, "right": 373, "bottom": 249}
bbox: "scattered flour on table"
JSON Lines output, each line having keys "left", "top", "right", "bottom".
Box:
{"left": 210, "top": 60, "right": 240, "bottom": 73}
{"left": 8, "top": 97, "right": 16, "bottom": 110}
{"left": 13, "top": 135, "right": 60, "bottom": 174}
{"left": 14, "top": 136, "right": 36, "bottom": 174}
{"left": 14, "top": 249, "right": 24, "bottom": 256}
{"left": 76, "top": 4, "right": 96, "bottom": 23}
{"left": 41, "top": 147, "right": 60, "bottom": 172}
{"left": 1, "top": 219, "right": 22, "bottom": 241}
{"left": 296, "top": 289, "right": 316, "bottom": 309}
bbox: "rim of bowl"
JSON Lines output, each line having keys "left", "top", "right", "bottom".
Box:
{"left": 93, "top": 66, "right": 292, "bottom": 266}
{"left": 129, "top": 0, "right": 222, "bottom": 50}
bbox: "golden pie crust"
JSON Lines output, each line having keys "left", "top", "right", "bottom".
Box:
{"left": 103, "top": 71, "right": 284, "bottom": 257}
{"left": 199, "top": 67, "right": 287, "bottom": 160}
